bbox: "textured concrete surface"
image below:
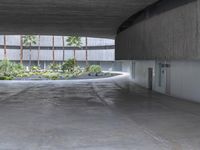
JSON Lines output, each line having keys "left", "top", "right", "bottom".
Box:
{"left": 0, "top": 79, "right": 200, "bottom": 149}
{"left": 0, "top": 0, "right": 157, "bottom": 37}
{"left": 116, "top": 0, "right": 199, "bottom": 59}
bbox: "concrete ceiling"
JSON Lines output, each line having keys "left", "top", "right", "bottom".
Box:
{"left": 0, "top": 0, "right": 157, "bottom": 38}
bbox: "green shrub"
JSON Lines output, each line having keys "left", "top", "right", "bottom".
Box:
{"left": 5, "top": 76, "right": 13, "bottom": 80}
{"left": 13, "top": 63, "right": 24, "bottom": 71}
{"left": 0, "top": 76, "right": 13, "bottom": 80}
{"left": 16, "top": 72, "right": 30, "bottom": 78}
{"left": 42, "top": 72, "right": 60, "bottom": 80}
{"left": 33, "top": 71, "right": 43, "bottom": 76}
{"left": 2, "top": 72, "right": 12, "bottom": 77}
{"left": 31, "top": 66, "right": 40, "bottom": 71}
{"left": 61, "top": 59, "right": 77, "bottom": 72}
{"left": 48, "top": 63, "right": 61, "bottom": 72}
{"left": 85, "top": 65, "right": 90, "bottom": 72}
{"left": 65, "top": 73, "right": 74, "bottom": 79}
{"left": 88, "top": 65, "right": 102, "bottom": 74}
{"left": 0, "top": 59, "right": 14, "bottom": 73}
{"left": 0, "top": 76, "right": 5, "bottom": 80}
{"left": 50, "top": 75, "right": 59, "bottom": 80}
{"left": 73, "top": 66, "right": 83, "bottom": 76}
{"left": 0, "top": 59, "right": 25, "bottom": 78}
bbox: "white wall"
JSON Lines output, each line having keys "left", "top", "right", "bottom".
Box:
{"left": 134, "top": 60, "right": 155, "bottom": 88}
{"left": 131, "top": 60, "right": 200, "bottom": 103}
{"left": 121, "top": 60, "right": 132, "bottom": 73}
{"left": 169, "top": 60, "right": 200, "bottom": 102}
{"left": 154, "top": 61, "right": 169, "bottom": 94}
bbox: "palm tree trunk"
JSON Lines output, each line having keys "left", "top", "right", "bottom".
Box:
{"left": 73, "top": 49, "right": 76, "bottom": 60}
{"left": 73, "top": 49, "right": 76, "bottom": 65}
{"left": 38, "top": 35, "right": 41, "bottom": 66}
{"left": 52, "top": 35, "right": 55, "bottom": 64}
{"left": 3, "top": 35, "right": 7, "bottom": 59}
{"left": 85, "top": 37, "right": 88, "bottom": 66}
{"left": 20, "top": 35, "right": 23, "bottom": 64}
{"left": 62, "top": 36, "right": 65, "bottom": 62}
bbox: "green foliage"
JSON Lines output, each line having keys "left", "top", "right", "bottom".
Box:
{"left": 13, "top": 63, "right": 24, "bottom": 71}
{"left": 42, "top": 72, "right": 60, "bottom": 80}
{"left": 85, "top": 65, "right": 90, "bottom": 72}
{"left": 16, "top": 72, "right": 31, "bottom": 78}
{"left": 0, "top": 59, "right": 26, "bottom": 80}
{"left": 0, "top": 59, "right": 13, "bottom": 73}
{"left": 66, "top": 36, "right": 82, "bottom": 48}
{"left": 48, "top": 63, "right": 61, "bottom": 72}
{"left": 31, "top": 66, "right": 41, "bottom": 71}
{"left": 0, "top": 59, "right": 105, "bottom": 80}
{"left": 0, "top": 59, "right": 24, "bottom": 76}
{"left": 50, "top": 75, "right": 59, "bottom": 80}
{"left": 61, "top": 59, "right": 77, "bottom": 72}
{"left": 0, "top": 76, "right": 13, "bottom": 80}
{"left": 23, "top": 35, "right": 37, "bottom": 46}
{"left": 88, "top": 65, "right": 102, "bottom": 74}
{"left": 72, "top": 66, "right": 84, "bottom": 76}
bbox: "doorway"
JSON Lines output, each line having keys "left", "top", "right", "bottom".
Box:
{"left": 148, "top": 68, "right": 153, "bottom": 90}
{"left": 131, "top": 61, "right": 136, "bottom": 79}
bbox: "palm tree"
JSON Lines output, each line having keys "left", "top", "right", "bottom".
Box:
{"left": 37, "top": 35, "right": 41, "bottom": 66}
{"left": 66, "top": 36, "right": 82, "bottom": 61}
{"left": 62, "top": 36, "right": 65, "bottom": 62}
{"left": 3, "top": 35, "right": 7, "bottom": 59}
{"left": 23, "top": 35, "right": 37, "bottom": 69}
{"left": 52, "top": 35, "right": 55, "bottom": 64}
{"left": 20, "top": 35, "right": 23, "bottom": 64}
{"left": 85, "top": 37, "right": 88, "bottom": 66}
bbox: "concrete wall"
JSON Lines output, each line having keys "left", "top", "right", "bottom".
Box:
{"left": 130, "top": 60, "right": 200, "bottom": 103}
{"left": 115, "top": 0, "right": 200, "bottom": 102}
{"left": 116, "top": 0, "right": 199, "bottom": 60}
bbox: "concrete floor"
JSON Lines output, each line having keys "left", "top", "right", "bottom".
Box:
{"left": 0, "top": 79, "right": 200, "bottom": 150}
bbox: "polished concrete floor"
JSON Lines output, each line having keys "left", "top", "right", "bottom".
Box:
{"left": 0, "top": 80, "right": 200, "bottom": 150}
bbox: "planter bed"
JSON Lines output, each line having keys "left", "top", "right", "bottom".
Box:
{"left": 13, "top": 72, "right": 120, "bottom": 81}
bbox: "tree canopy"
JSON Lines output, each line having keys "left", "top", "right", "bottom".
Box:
{"left": 66, "top": 36, "right": 82, "bottom": 48}
{"left": 23, "top": 35, "right": 37, "bottom": 46}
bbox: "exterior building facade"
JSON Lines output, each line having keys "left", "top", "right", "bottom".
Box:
{"left": 0, "top": 35, "right": 122, "bottom": 71}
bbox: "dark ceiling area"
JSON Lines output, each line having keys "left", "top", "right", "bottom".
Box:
{"left": 0, "top": 0, "right": 157, "bottom": 38}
